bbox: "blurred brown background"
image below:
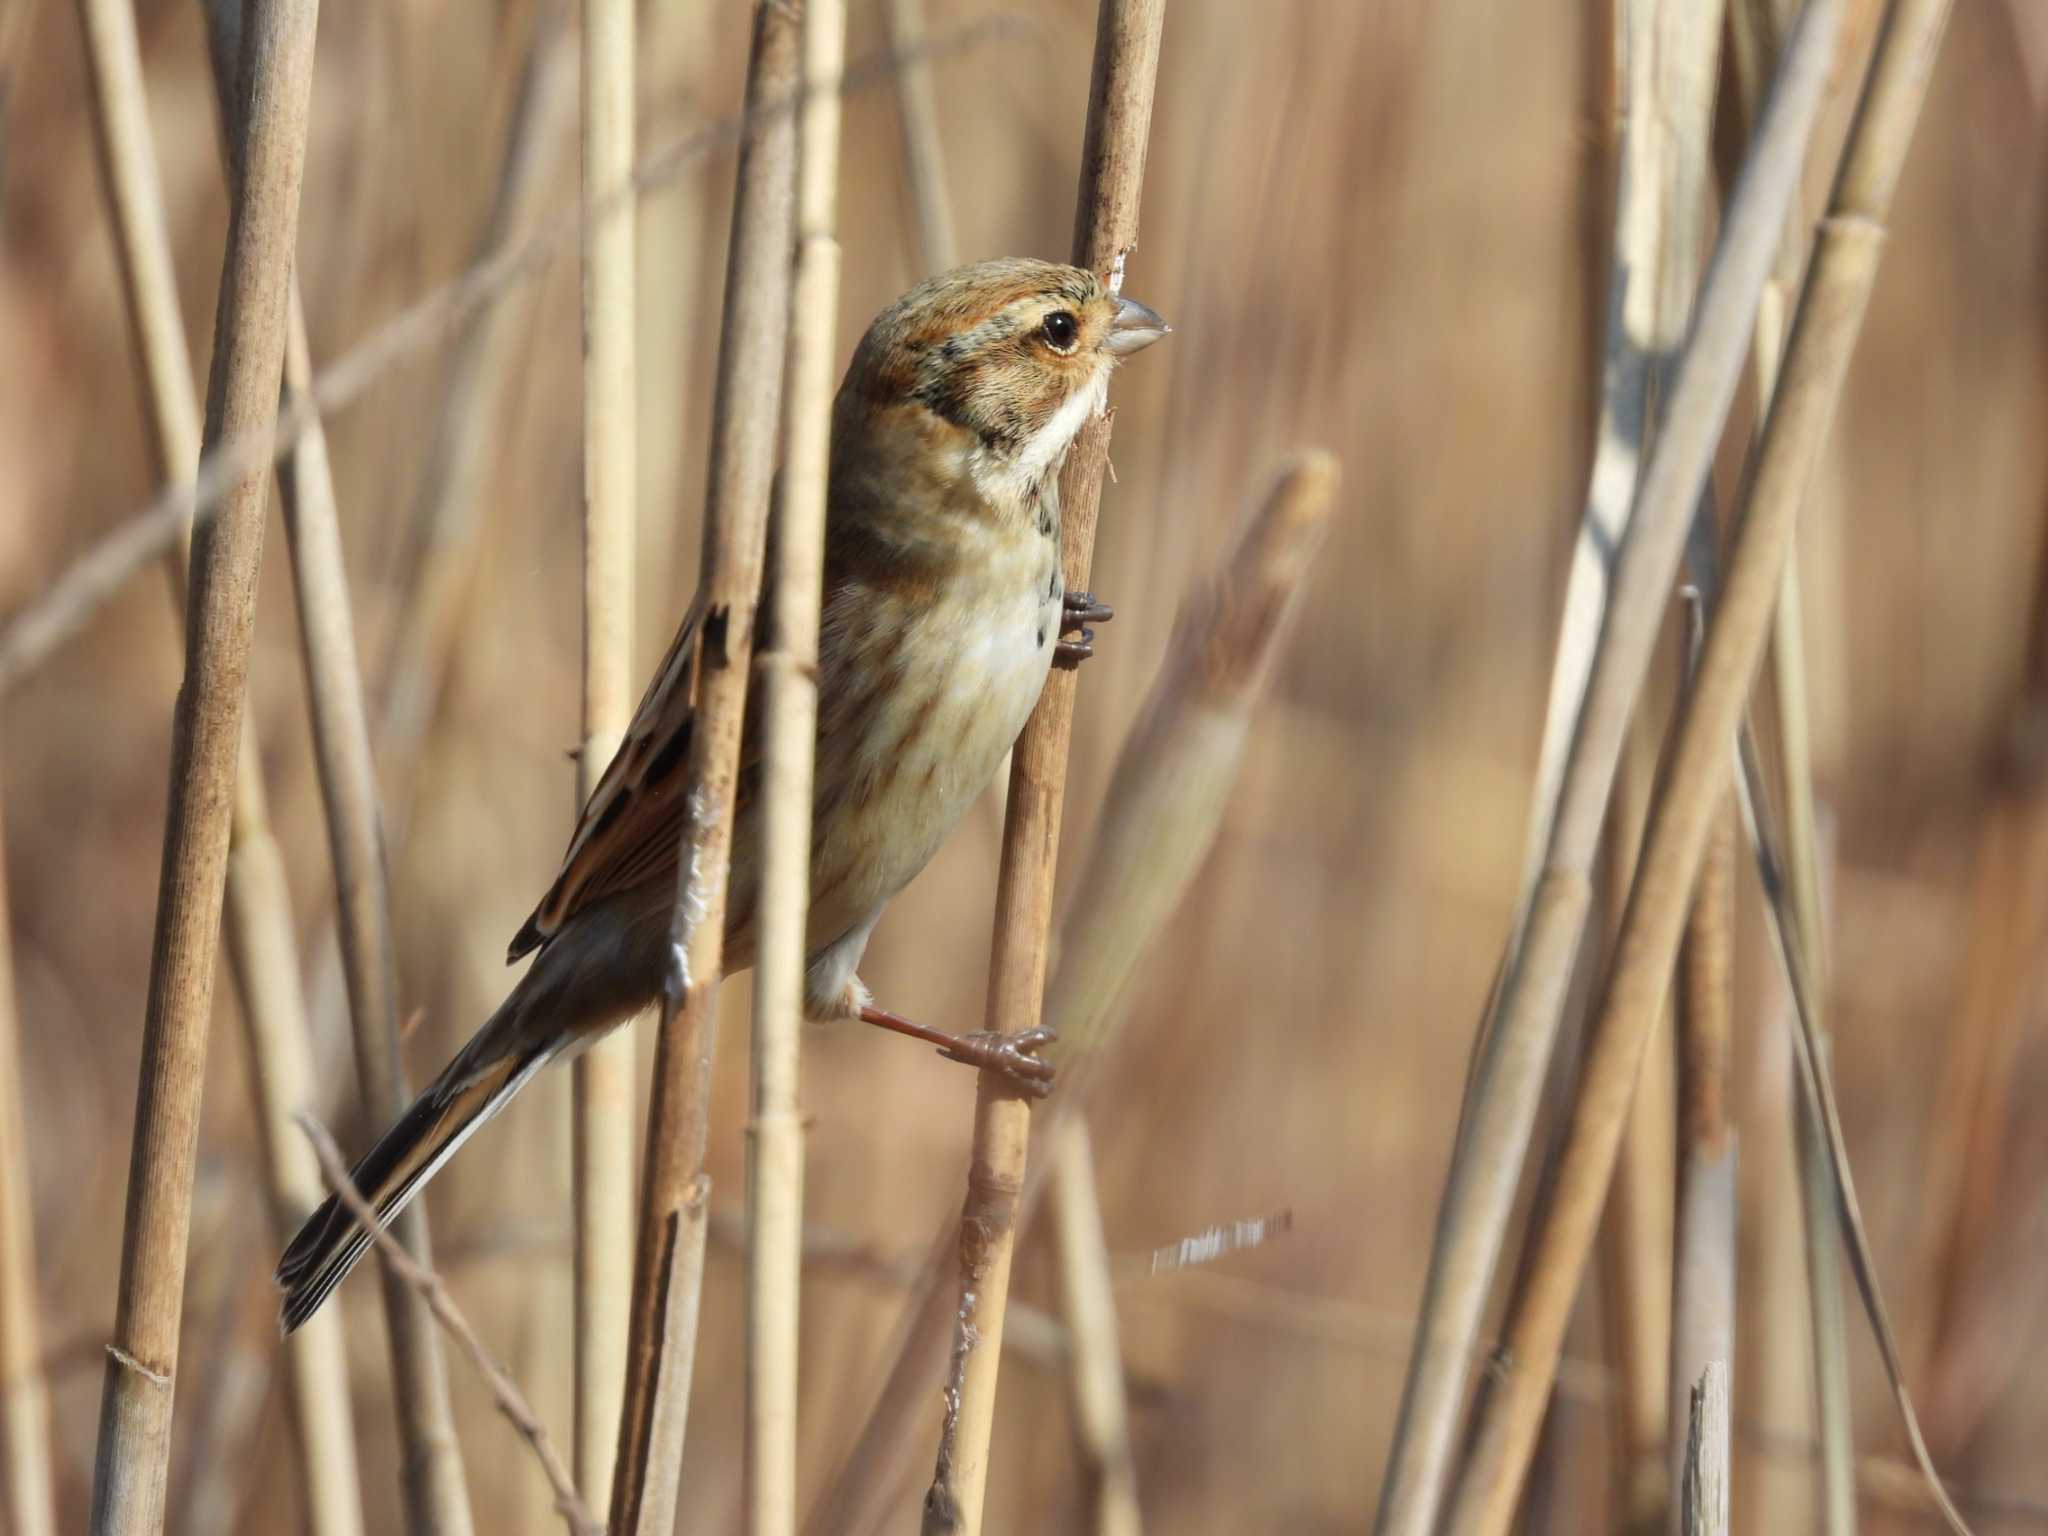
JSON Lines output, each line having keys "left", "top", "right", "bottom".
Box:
{"left": 6, "top": 0, "right": 2048, "bottom": 1530}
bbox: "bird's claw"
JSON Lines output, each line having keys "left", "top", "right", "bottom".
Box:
{"left": 938, "top": 1025, "right": 1058, "bottom": 1098}
{"left": 1056, "top": 591, "right": 1113, "bottom": 670}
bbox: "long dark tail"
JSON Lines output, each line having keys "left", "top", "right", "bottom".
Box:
{"left": 276, "top": 1025, "right": 561, "bottom": 1333}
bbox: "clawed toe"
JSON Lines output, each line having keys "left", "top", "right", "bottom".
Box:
{"left": 939, "top": 1025, "right": 1058, "bottom": 1098}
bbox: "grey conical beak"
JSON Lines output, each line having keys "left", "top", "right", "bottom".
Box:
{"left": 1104, "top": 295, "right": 1171, "bottom": 356}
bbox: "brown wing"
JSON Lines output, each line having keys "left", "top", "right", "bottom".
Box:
{"left": 508, "top": 590, "right": 709, "bottom": 962}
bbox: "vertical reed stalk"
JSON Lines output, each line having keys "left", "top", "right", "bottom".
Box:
{"left": 1441, "top": 1, "right": 1958, "bottom": 1528}
{"left": 88, "top": 2, "right": 323, "bottom": 1530}
{"left": 746, "top": 0, "right": 846, "bottom": 1531}
{"left": 197, "top": 4, "right": 482, "bottom": 1526}
{"left": 919, "top": 4, "right": 1166, "bottom": 1532}
{"left": 1678, "top": 1362, "right": 1730, "bottom": 1536}
{"left": 1375, "top": 5, "right": 1837, "bottom": 1530}
{"left": 574, "top": 0, "right": 638, "bottom": 1509}
{"left": 0, "top": 766, "right": 56, "bottom": 1536}
{"left": 609, "top": 7, "right": 800, "bottom": 1531}
{"left": 1668, "top": 791, "right": 1735, "bottom": 1536}
{"left": 78, "top": 1, "right": 369, "bottom": 1531}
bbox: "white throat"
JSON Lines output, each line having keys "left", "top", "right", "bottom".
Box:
{"left": 969, "top": 366, "right": 1110, "bottom": 507}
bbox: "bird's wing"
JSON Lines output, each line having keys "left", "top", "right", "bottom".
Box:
{"left": 508, "top": 588, "right": 711, "bottom": 962}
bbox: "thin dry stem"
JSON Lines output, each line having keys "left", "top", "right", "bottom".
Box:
{"left": 745, "top": 0, "right": 846, "bottom": 1531}
{"left": 86, "top": 2, "right": 323, "bottom": 1529}
{"left": 883, "top": 0, "right": 959, "bottom": 276}
{"left": 1441, "top": 1, "right": 1963, "bottom": 1530}
{"left": 1596, "top": 726, "right": 1673, "bottom": 1534}
{"left": 1052, "top": 1119, "right": 1142, "bottom": 1536}
{"left": 0, "top": 769, "right": 56, "bottom": 1536}
{"left": 573, "top": 0, "right": 638, "bottom": 1508}
{"left": 921, "top": 4, "right": 1166, "bottom": 1531}
{"left": 609, "top": 6, "right": 800, "bottom": 1531}
{"left": 299, "top": 1115, "right": 601, "bottom": 1536}
{"left": 1376, "top": 3, "right": 1838, "bottom": 1529}
{"left": 194, "top": 0, "right": 481, "bottom": 1520}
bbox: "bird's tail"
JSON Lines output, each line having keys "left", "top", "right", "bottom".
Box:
{"left": 275, "top": 1011, "right": 562, "bottom": 1334}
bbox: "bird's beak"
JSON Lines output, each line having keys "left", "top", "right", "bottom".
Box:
{"left": 1103, "top": 295, "right": 1171, "bottom": 356}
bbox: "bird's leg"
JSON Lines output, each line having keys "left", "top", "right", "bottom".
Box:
{"left": 1054, "top": 590, "right": 1114, "bottom": 670}
{"left": 856, "top": 1001, "right": 1057, "bottom": 1099}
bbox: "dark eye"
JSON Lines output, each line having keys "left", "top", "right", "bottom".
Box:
{"left": 1041, "top": 310, "right": 1079, "bottom": 352}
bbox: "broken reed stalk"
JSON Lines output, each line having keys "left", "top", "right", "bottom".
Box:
{"left": 79, "top": 1, "right": 369, "bottom": 1531}
{"left": 1669, "top": 781, "right": 1735, "bottom": 1536}
{"left": 1052, "top": 1118, "right": 1141, "bottom": 1536}
{"left": 608, "top": 6, "right": 800, "bottom": 1531}
{"left": 1680, "top": 1362, "right": 1730, "bottom": 1536}
{"left": 747, "top": 0, "right": 846, "bottom": 1531}
{"left": 920, "top": 3, "right": 1166, "bottom": 1532}
{"left": 883, "top": 0, "right": 959, "bottom": 275}
{"left": 0, "top": 770, "right": 56, "bottom": 1536}
{"left": 88, "top": 2, "right": 323, "bottom": 1531}
{"left": 574, "top": 0, "right": 638, "bottom": 1508}
{"left": 197, "top": 4, "right": 479, "bottom": 1529}
{"left": 1373, "top": 5, "right": 1841, "bottom": 1532}
{"left": 298, "top": 1115, "right": 602, "bottom": 1536}
{"left": 807, "top": 452, "right": 1337, "bottom": 1536}
{"left": 1441, "top": 0, "right": 1962, "bottom": 1529}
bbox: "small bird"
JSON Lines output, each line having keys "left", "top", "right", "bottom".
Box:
{"left": 277, "top": 258, "right": 1169, "bottom": 1330}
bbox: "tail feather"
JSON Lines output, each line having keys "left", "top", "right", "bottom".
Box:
{"left": 277, "top": 1039, "right": 559, "bottom": 1333}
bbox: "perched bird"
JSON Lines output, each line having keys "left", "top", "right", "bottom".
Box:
{"left": 277, "top": 258, "right": 1169, "bottom": 1330}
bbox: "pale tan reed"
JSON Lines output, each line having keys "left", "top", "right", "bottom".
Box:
{"left": 745, "top": 0, "right": 847, "bottom": 1530}
{"left": 573, "top": 0, "right": 639, "bottom": 1509}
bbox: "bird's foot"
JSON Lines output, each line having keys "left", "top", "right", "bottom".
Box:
{"left": 1054, "top": 590, "right": 1114, "bottom": 670}
{"left": 857, "top": 1002, "right": 1057, "bottom": 1099}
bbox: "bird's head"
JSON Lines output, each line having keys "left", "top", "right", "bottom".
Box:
{"left": 834, "top": 258, "right": 1170, "bottom": 511}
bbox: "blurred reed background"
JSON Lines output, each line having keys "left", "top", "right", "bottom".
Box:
{"left": 4, "top": 0, "right": 2048, "bottom": 1530}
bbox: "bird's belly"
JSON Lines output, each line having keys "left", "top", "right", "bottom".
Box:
{"left": 808, "top": 559, "right": 1061, "bottom": 942}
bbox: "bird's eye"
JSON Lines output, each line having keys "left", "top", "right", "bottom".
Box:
{"left": 1041, "top": 311, "right": 1079, "bottom": 353}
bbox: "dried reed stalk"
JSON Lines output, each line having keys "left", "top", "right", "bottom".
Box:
{"left": 809, "top": 452, "right": 1337, "bottom": 1536}
{"left": 298, "top": 1115, "right": 602, "bottom": 1536}
{"left": 87, "top": 2, "right": 323, "bottom": 1530}
{"left": 608, "top": 7, "right": 800, "bottom": 1531}
{"left": 0, "top": 770, "right": 55, "bottom": 1536}
{"left": 883, "top": 0, "right": 959, "bottom": 276}
{"left": 1726, "top": 1, "right": 1860, "bottom": 1515}
{"left": 1374, "top": 4, "right": 1835, "bottom": 1531}
{"left": 197, "top": 5, "right": 484, "bottom": 1526}
{"left": 1596, "top": 727, "right": 1673, "bottom": 1535}
{"left": 920, "top": 3, "right": 1166, "bottom": 1531}
{"left": 1052, "top": 1119, "right": 1142, "bottom": 1536}
{"left": 1679, "top": 1362, "right": 1730, "bottom": 1536}
{"left": 1669, "top": 790, "right": 1735, "bottom": 1536}
{"left": 746, "top": 0, "right": 846, "bottom": 1530}
{"left": 574, "top": 0, "right": 638, "bottom": 1508}
{"left": 1442, "top": 1, "right": 1961, "bottom": 1529}
{"left": 77, "top": 1, "right": 369, "bottom": 1530}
